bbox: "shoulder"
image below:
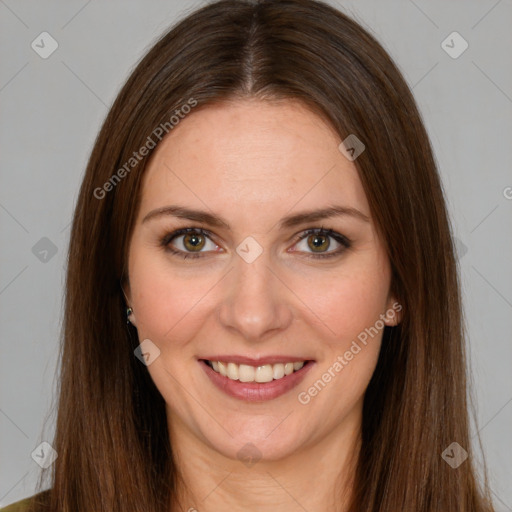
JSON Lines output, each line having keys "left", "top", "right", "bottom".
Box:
{"left": 0, "top": 497, "right": 33, "bottom": 512}
{"left": 0, "top": 491, "right": 50, "bottom": 512}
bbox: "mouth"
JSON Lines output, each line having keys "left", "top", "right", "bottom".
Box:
{"left": 204, "top": 359, "right": 307, "bottom": 382}
{"left": 199, "top": 357, "right": 315, "bottom": 402}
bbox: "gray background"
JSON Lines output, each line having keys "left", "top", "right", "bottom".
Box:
{"left": 1, "top": 0, "right": 511, "bottom": 508}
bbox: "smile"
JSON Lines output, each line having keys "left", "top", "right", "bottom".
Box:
{"left": 206, "top": 360, "right": 305, "bottom": 383}
{"left": 200, "top": 358, "right": 314, "bottom": 402}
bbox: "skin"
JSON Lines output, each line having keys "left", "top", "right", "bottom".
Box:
{"left": 125, "top": 98, "right": 401, "bottom": 511}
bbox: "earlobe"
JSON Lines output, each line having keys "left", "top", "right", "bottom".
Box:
{"left": 384, "top": 298, "right": 403, "bottom": 326}
{"left": 120, "top": 280, "right": 136, "bottom": 325}
{"left": 126, "top": 307, "right": 137, "bottom": 326}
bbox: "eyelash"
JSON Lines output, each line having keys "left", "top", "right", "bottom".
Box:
{"left": 160, "top": 227, "right": 351, "bottom": 260}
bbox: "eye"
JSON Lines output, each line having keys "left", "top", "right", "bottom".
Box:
{"left": 290, "top": 228, "right": 351, "bottom": 259}
{"left": 161, "top": 228, "right": 220, "bottom": 259}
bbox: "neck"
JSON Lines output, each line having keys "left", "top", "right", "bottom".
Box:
{"left": 168, "top": 406, "right": 362, "bottom": 512}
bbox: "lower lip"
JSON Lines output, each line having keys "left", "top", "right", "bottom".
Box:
{"left": 200, "top": 360, "right": 314, "bottom": 402}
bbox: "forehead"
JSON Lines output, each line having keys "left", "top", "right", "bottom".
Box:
{"left": 139, "top": 99, "right": 370, "bottom": 222}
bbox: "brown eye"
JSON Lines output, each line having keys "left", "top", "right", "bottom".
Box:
{"left": 307, "top": 233, "right": 330, "bottom": 252}
{"left": 162, "top": 228, "right": 219, "bottom": 259}
{"left": 292, "top": 228, "right": 351, "bottom": 259}
{"left": 183, "top": 232, "right": 206, "bottom": 252}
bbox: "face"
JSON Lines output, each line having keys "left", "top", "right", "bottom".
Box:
{"left": 125, "top": 99, "right": 400, "bottom": 463}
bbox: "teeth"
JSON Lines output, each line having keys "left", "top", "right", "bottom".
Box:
{"left": 227, "top": 362, "right": 239, "bottom": 380}
{"left": 273, "top": 363, "right": 285, "bottom": 380}
{"left": 238, "top": 364, "right": 254, "bottom": 382}
{"left": 209, "top": 360, "right": 305, "bottom": 383}
{"left": 218, "top": 361, "right": 227, "bottom": 377}
{"left": 255, "top": 364, "right": 273, "bottom": 383}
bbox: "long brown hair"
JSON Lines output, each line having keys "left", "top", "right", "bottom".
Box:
{"left": 31, "top": 0, "right": 494, "bottom": 510}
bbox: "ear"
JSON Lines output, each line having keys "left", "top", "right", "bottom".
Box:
{"left": 120, "top": 279, "right": 136, "bottom": 326}
{"left": 128, "top": 309, "right": 137, "bottom": 327}
{"left": 384, "top": 296, "right": 403, "bottom": 326}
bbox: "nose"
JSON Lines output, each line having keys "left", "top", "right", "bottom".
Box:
{"left": 217, "top": 253, "right": 293, "bottom": 343}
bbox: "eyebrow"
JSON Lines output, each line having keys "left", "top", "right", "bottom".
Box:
{"left": 142, "top": 204, "right": 370, "bottom": 229}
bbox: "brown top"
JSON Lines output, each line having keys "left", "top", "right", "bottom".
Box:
{"left": 0, "top": 491, "right": 49, "bottom": 512}
{"left": 0, "top": 496, "right": 34, "bottom": 512}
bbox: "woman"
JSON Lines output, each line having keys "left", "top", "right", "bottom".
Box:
{"left": 2, "top": 0, "right": 495, "bottom": 510}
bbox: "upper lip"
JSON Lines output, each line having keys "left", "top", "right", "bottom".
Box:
{"left": 200, "top": 355, "right": 313, "bottom": 365}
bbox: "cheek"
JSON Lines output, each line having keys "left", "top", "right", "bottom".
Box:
{"left": 128, "top": 246, "right": 220, "bottom": 348}
{"left": 293, "top": 270, "right": 389, "bottom": 418}
{"left": 326, "top": 276, "right": 388, "bottom": 340}
{"left": 291, "top": 257, "right": 390, "bottom": 398}
{"left": 292, "top": 258, "right": 391, "bottom": 348}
